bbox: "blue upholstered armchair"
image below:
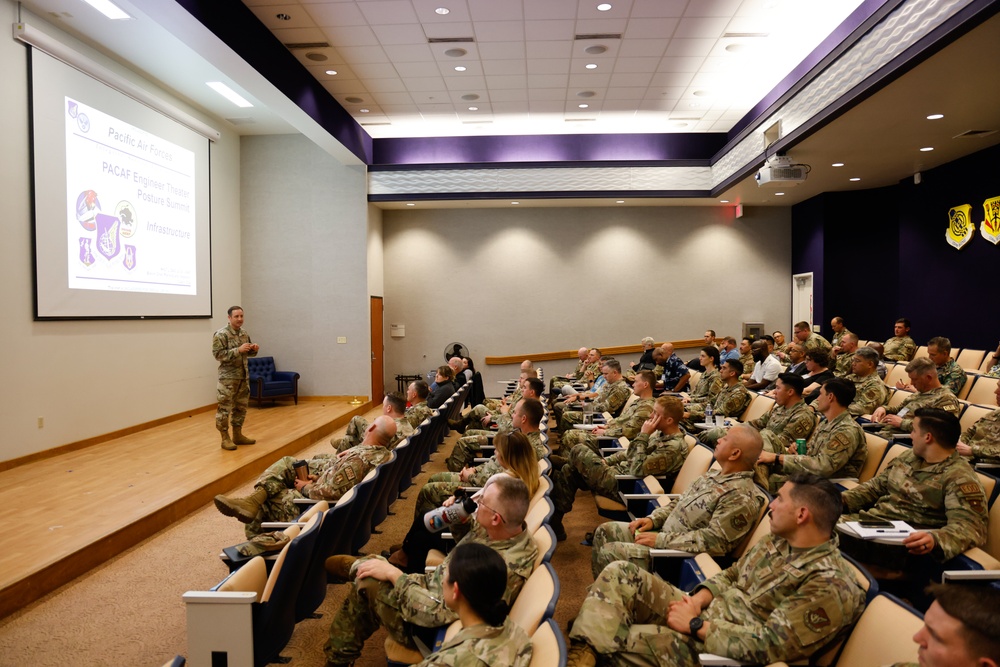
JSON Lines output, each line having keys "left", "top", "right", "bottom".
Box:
{"left": 247, "top": 356, "right": 300, "bottom": 406}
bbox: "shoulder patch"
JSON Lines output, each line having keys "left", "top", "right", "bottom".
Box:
{"left": 804, "top": 608, "right": 832, "bottom": 633}
{"left": 959, "top": 482, "right": 983, "bottom": 495}
{"left": 731, "top": 514, "right": 748, "bottom": 531}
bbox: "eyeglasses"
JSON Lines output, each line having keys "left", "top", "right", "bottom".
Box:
{"left": 477, "top": 499, "right": 505, "bottom": 524}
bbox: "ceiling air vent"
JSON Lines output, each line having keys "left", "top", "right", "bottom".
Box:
{"left": 954, "top": 129, "right": 997, "bottom": 138}
{"left": 361, "top": 122, "right": 391, "bottom": 126}
{"left": 284, "top": 42, "right": 331, "bottom": 49}
{"left": 226, "top": 117, "right": 255, "bottom": 125}
{"left": 428, "top": 37, "right": 475, "bottom": 43}
{"left": 722, "top": 32, "right": 768, "bottom": 39}
{"left": 575, "top": 33, "right": 622, "bottom": 41}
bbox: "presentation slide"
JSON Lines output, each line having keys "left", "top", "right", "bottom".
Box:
{"left": 66, "top": 97, "right": 197, "bottom": 295}
{"left": 31, "top": 47, "right": 213, "bottom": 319}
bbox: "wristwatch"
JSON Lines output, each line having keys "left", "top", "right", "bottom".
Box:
{"left": 689, "top": 616, "right": 704, "bottom": 636}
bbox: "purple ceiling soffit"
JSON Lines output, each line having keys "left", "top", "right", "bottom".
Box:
{"left": 720, "top": 0, "right": 903, "bottom": 157}
{"left": 371, "top": 133, "right": 727, "bottom": 167}
{"left": 369, "top": 190, "right": 712, "bottom": 202}
{"left": 709, "top": 0, "right": 1000, "bottom": 197}
{"left": 173, "top": 0, "right": 372, "bottom": 163}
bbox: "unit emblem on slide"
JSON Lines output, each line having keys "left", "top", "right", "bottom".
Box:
{"left": 116, "top": 201, "right": 137, "bottom": 238}
{"left": 75, "top": 190, "right": 101, "bottom": 231}
{"left": 124, "top": 245, "right": 136, "bottom": 271}
{"left": 96, "top": 213, "right": 121, "bottom": 260}
{"left": 79, "top": 238, "right": 94, "bottom": 267}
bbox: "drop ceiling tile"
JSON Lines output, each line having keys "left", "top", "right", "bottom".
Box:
{"left": 474, "top": 20, "right": 526, "bottom": 42}
{"left": 572, "top": 39, "right": 621, "bottom": 59}
{"left": 429, "top": 43, "right": 482, "bottom": 61}
{"left": 392, "top": 61, "right": 443, "bottom": 78}
{"left": 638, "top": 98, "right": 679, "bottom": 111}
{"left": 382, "top": 44, "right": 436, "bottom": 62}
{"left": 526, "top": 58, "right": 571, "bottom": 75}
{"left": 709, "top": 119, "right": 734, "bottom": 131}
{"left": 600, "top": 99, "right": 643, "bottom": 111}
{"left": 631, "top": 0, "right": 688, "bottom": 18}
{"left": 409, "top": 90, "right": 450, "bottom": 103}
{"left": 477, "top": 41, "right": 526, "bottom": 59}
{"left": 607, "top": 71, "right": 654, "bottom": 87}
{"left": 685, "top": 0, "right": 743, "bottom": 17}
{"left": 567, "top": 72, "right": 610, "bottom": 87}
{"left": 528, "top": 88, "right": 569, "bottom": 101}
{"left": 528, "top": 73, "right": 569, "bottom": 88}
{"left": 422, "top": 21, "right": 475, "bottom": 39}
{"left": 468, "top": 1, "right": 523, "bottom": 21}
{"left": 271, "top": 27, "right": 328, "bottom": 44}
{"left": 290, "top": 48, "right": 343, "bottom": 68}
{"left": 528, "top": 100, "right": 565, "bottom": 112}
{"left": 524, "top": 0, "right": 577, "bottom": 20}
{"left": 606, "top": 86, "right": 650, "bottom": 99}
{"left": 371, "top": 23, "right": 428, "bottom": 45}
{"left": 440, "top": 61, "right": 485, "bottom": 76}
{"left": 524, "top": 19, "right": 575, "bottom": 41}
{"left": 338, "top": 45, "right": 392, "bottom": 63}
{"left": 663, "top": 39, "right": 716, "bottom": 57}
{"left": 624, "top": 18, "right": 679, "bottom": 40}
{"left": 485, "top": 74, "right": 529, "bottom": 90}
{"left": 358, "top": 1, "right": 420, "bottom": 25}
{"left": 699, "top": 56, "right": 739, "bottom": 73}
{"left": 372, "top": 91, "right": 416, "bottom": 105}
{"left": 491, "top": 100, "right": 529, "bottom": 113}
{"left": 488, "top": 88, "right": 528, "bottom": 102}
{"left": 352, "top": 62, "right": 404, "bottom": 78}
{"left": 404, "top": 76, "right": 449, "bottom": 91}
{"left": 380, "top": 104, "right": 422, "bottom": 115}
{"left": 321, "top": 25, "right": 380, "bottom": 47}
{"left": 305, "top": 2, "right": 368, "bottom": 27}
{"left": 304, "top": 63, "right": 354, "bottom": 79}
{"left": 644, "top": 85, "right": 686, "bottom": 99}
{"left": 618, "top": 39, "right": 670, "bottom": 58}
{"left": 418, "top": 103, "right": 458, "bottom": 115}
{"left": 321, "top": 79, "right": 365, "bottom": 95}
{"left": 444, "top": 75, "right": 487, "bottom": 90}
{"left": 483, "top": 59, "right": 526, "bottom": 76}
{"left": 577, "top": 0, "right": 634, "bottom": 20}
{"left": 526, "top": 41, "right": 573, "bottom": 59}
{"left": 411, "top": 0, "right": 472, "bottom": 22}
{"left": 448, "top": 89, "right": 488, "bottom": 103}
{"left": 614, "top": 57, "right": 660, "bottom": 73}
{"left": 248, "top": 5, "right": 317, "bottom": 29}
{"left": 676, "top": 17, "right": 730, "bottom": 39}
{"left": 655, "top": 58, "right": 703, "bottom": 74}
{"left": 574, "top": 18, "right": 629, "bottom": 34}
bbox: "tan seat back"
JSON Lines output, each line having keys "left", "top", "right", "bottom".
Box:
{"left": 524, "top": 497, "right": 552, "bottom": 535}
{"left": 858, "top": 433, "right": 890, "bottom": 484}
{"left": 884, "top": 364, "right": 910, "bottom": 388}
{"left": 833, "top": 595, "right": 923, "bottom": 666}
{"left": 262, "top": 520, "right": 308, "bottom": 602}
{"left": 975, "top": 472, "right": 996, "bottom": 508}
{"left": 531, "top": 524, "right": 554, "bottom": 569}
{"left": 670, "top": 444, "right": 715, "bottom": 494}
{"left": 730, "top": 491, "right": 770, "bottom": 559}
{"left": 913, "top": 345, "right": 929, "bottom": 360}
{"left": 887, "top": 389, "right": 911, "bottom": 409}
{"left": 987, "top": 498, "right": 1000, "bottom": 560}
{"left": 968, "top": 376, "right": 1000, "bottom": 405}
{"left": 217, "top": 556, "right": 268, "bottom": 601}
{"left": 959, "top": 404, "right": 993, "bottom": 433}
{"left": 529, "top": 619, "right": 564, "bottom": 667}
{"left": 876, "top": 444, "right": 910, "bottom": 477}
{"left": 740, "top": 395, "right": 774, "bottom": 423}
{"left": 508, "top": 563, "right": 556, "bottom": 635}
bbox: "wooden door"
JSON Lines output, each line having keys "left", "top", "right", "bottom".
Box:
{"left": 370, "top": 296, "right": 384, "bottom": 400}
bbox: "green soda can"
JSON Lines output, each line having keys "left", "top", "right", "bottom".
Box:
{"left": 796, "top": 439, "right": 807, "bottom": 455}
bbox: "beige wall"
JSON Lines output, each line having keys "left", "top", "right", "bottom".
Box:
{"left": 0, "top": 1, "right": 243, "bottom": 462}
{"left": 382, "top": 205, "right": 793, "bottom": 387}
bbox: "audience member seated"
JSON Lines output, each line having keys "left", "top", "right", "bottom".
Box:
{"left": 682, "top": 359, "right": 750, "bottom": 429}
{"left": 843, "top": 346, "right": 890, "bottom": 416}
{"left": 871, "top": 358, "right": 962, "bottom": 439}
{"left": 451, "top": 369, "right": 534, "bottom": 435}
{"left": 793, "top": 320, "right": 833, "bottom": 356}
{"left": 701, "top": 373, "right": 815, "bottom": 453}
{"left": 829, "top": 316, "right": 852, "bottom": 348}
{"left": 322, "top": 475, "right": 537, "bottom": 667}
{"left": 895, "top": 337, "right": 967, "bottom": 397}
{"left": 956, "top": 380, "right": 1000, "bottom": 464}
{"left": 742, "top": 341, "right": 781, "bottom": 391}
{"left": 653, "top": 343, "right": 691, "bottom": 393}
{"left": 831, "top": 331, "right": 860, "bottom": 377}
{"left": 413, "top": 543, "right": 533, "bottom": 667}
{"left": 718, "top": 336, "right": 739, "bottom": 365}
{"left": 893, "top": 583, "right": 1000, "bottom": 667}
{"left": 590, "top": 424, "right": 767, "bottom": 577}
{"left": 556, "top": 359, "right": 630, "bottom": 432}
{"left": 390, "top": 431, "right": 541, "bottom": 573}
{"left": 682, "top": 346, "right": 723, "bottom": 409}
{"left": 772, "top": 330, "right": 789, "bottom": 360}
{"left": 757, "top": 378, "right": 865, "bottom": 493}
{"left": 869, "top": 341, "right": 889, "bottom": 379}
{"left": 839, "top": 408, "right": 987, "bottom": 580}
{"left": 630, "top": 337, "right": 657, "bottom": 373}
{"left": 559, "top": 370, "right": 655, "bottom": 454}
{"left": 429, "top": 365, "right": 457, "bottom": 409}
{"left": 565, "top": 472, "right": 865, "bottom": 667}
{"left": 783, "top": 341, "right": 808, "bottom": 376}
{"left": 737, "top": 337, "right": 754, "bottom": 380}
{"left": 686, "top": 329, "right": 718, "bottom": 371}
{"left": 213, "top": 416, "right": 395, "bottom": 537}
{"left": 550, "top": 396, "right": 689, "bottom": 542}
{"left": 885, "top": 317, "right": 917, "bottom": 362}
{"left": 331, "top": 392, "right": 412, "bottom": 452}
{"left": 405, "top": 380, "right": 435, "bottom": 428}
{"left": 446, "top": 388, "right": 543, "bottom": 472}
{"left": 986, "top": 341, "right": 1000, "bottom": 378}
{"left": 801, "top": 349, "right": 836, "bottom": 404}
{"left": 551, "top": 347, "right": 597, "bottom": 394}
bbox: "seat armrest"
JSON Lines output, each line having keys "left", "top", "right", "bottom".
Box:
{"left": 828, "top": 477, "right": 858, "bottom": 485}
{"left": 941, "top": 570, "right": 1000, "bottom": 583}
{"left": 649, "top": 549, "right": 696, "bottom": 558}
{"left": 293, "top": 498, "right": 320, "bottom": 505}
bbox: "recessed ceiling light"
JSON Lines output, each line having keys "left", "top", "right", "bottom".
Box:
{"left": 616, "top": 200, "right": 625, "bottom": 203}
{"left": 585, "top": 63, "right": 598, "bottom": 69}
{"left": 461, "top": 94, "right": 480, "bottom": 101}
{"left": 435, "top": 7, "right": 450, "bottom": 15}
{"left": 360, "top": 108, "right": 370, "bottom": 113}
{"left": 306, "top": 52, "right": 328, "bottom": 62}
{"left": 919, "top": 146, "right": 934, "bottom": 152}
{"left": 276, "top": 12, "right": 291, "bottom": 20}
{"left": 849, "top": 177, "right": 861, "bottom": 181}
{"left": 511, "top": 201, "right": 519, "bottom": 205}
{"left": 584, "top": 45, "right": 607, "bottom": 55}
{"left": 579, "top": 104, "right": 589, "bottom": 108}
{"left": 206, "top": 82, "right": 253, "bottom": 108}
{"left": 577, "top": 91, "right": 596, "bottom": 98}
{"left": 831, "top": 162, "right": 844, "bottom": 167}
{"left": 346, "top": 96, "right": 364, "bottom": 103}
{"left": 406, "top": 203, "right": 415, "bottom": 206}
{"left": 926, "top": 113, "right": 944, "bottom": 120}
{"left": 674, "top": 122, "right": 688, "bottom": 128}
{"left": 725, "top": 43, "right": 745, "bottom": 53}
{"left": 720, "top": 200, "right": 729, "bottom": 203}
{"left": 80, "top": 0, "right": 132, "bottom": 19}
{"left": 692, "top": 90, "right": 710, "bottom": 97}
{"left": 468, "top": 106, "right": 478, "bottom": 111}
{"left": 325, "top": 70, "right": 338, "bottom": 76}
{"left": 597, "top": 3, "right": 612, "bottom": 10}
{"left": 444, "top": 48, "right": 467, "bottom": 57}
{"left": 454, "top": 66, "right": 467, "bottom": 72}
{"left": 775, "top": 192, "right": 785, "bottom": 196}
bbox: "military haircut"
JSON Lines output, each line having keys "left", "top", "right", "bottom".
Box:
{"left": 446, "top": 543, "right": 510, "bottom": 626}
{"left": 657, "top": 395, "right": 684, "bottom": 422}
{"left": 913, "top": 407, "right": 961, "bottom": 449}
{"left": 927, "top": 336, "right": 952, "bottom": 353}
{"left": 706, "top": 329, "right": 716, "bottom": 338}
{"left": 411, "top": 380, "right": 430, "bottom": 400}
{"left": 925, "top": 583, "right": 1000, "bottom": 662}
{"left": 821, "top": 377, "right": 856, "bottom": 407}
{"left": 591, "top": 348, "right": 602, "bottom": 357}
{"left": 842, "top": 332, "right": 859, "bottom": 345}
{"left": 652, "top": 348, "right": 665, "bottom": 363}
{"left": 777, "top": 372, "right": 805, "bottom": 395}
{"left": 905, "top": 356, "right": 937, "bottom": 377}
{"left": 896, "top": 317, "right": 911, "bottom": 328}
{"left": 636, "top": 370, "right": 656, "bottom": 386}
{"left": 761, "top": 334, "right": 775, "bottom": 345}
{"left": 517, "top": 397, "right": 544, "bottom": 427}
{"left": 751, "top": 340, "right": 768, "bottom": 354}
{"left": 785, "top": 471, "right": 843, "bottom": 534}
{"left": 486, "top": 474, "right": 530, "bottom": 527}
{"left": 384, "top": 392, "right": 406, "bottom": 415}
{"left": 724, "top": 336, "right": 737, "bottom": 346}
{"left": 724, "top": 359, "right": 744, "bottom": 376}
{"left": 854, "top": 346, "right": 878, "bottom": 365}
{"left": 438, "top": 365, "right": 454, "bottom": 380}
{"left": 227, "top": 305, "right": 243, "bottom": 316}
{"left": 772, "top": 330, "right": 784, "bottom": 339}
{"left": 729, "top": 423, "right": 764, "bottom": 466}
{"left": 794, "top": 320, "right": 810, "bottom": 332}
{"left": 521, "top": 368, "right": 538, "bottom": 379}
{"left": 603, "top": 358, "right": 622, "bottom": 373}
{"left": 805, "top": 348, "right": 830, "bottom": 367}
{"left": 523, "top": 377, "right": 545, "bottom": 398}
{"left": 702, "top": 345, "right": 721, "bottom": 366}
{"left": 832, "top": 316, "right": 845, "bottom": 326}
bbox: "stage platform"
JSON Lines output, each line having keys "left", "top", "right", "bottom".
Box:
{"left": 0, "top": 398, "right": 373, "bottom": 620}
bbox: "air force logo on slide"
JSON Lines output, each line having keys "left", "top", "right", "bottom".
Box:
{"left": 96, "top": 213, "right": 120, "bottom": 260}
{"left": 124, "top": 244, "right": 136, "bottom": 271}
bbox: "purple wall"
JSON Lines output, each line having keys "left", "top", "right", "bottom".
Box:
{"left": 792, "top": 142, "right": 1000, "bottom": 350}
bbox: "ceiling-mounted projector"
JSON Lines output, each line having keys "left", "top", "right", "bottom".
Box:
{"left": 755, "top": 155, "right": 808, "bottom": 187}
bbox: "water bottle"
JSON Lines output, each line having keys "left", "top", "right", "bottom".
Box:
{"left": 424, "top": 496, "right": 477, "bottom": 533}
{"left": 704, "top": 403, "right": 714, "bottom": 424}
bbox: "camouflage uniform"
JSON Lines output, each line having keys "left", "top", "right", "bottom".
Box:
{"left": 833, "top": 351, "right": 854, "bottom": 377}
{"left": 415, "top": 618, "right": 532, "bottom": 667}
{"left": 687, "top": 369, "right": 723, "bottom": 407}
{"left": 962, "top": 408, "right": 1000, "bottom": 462}
{"left": 482, "top": 385, "right": 521, "bottom": 416}
{"left": 831, "top": 329, "right": 852, "bottom": 348}
{"left": 552, "top": 432, "right": 688, "bottom": 514}
{"left": 570, "top": 534, "right": 864, "bottom": 666}
{"left": 700, "top": 400, "right": 816, "bottom": 452}
{"left": 801, "top": 332, "right": 833, "bottom": 356}
{"left": 558, "top": 379, "right": 631, "bottom": 431}
{"left": 244, "top": 444, "right": 390, "bottom": 537}
{"left": 551, "top": 358, "right": 588, "bottom": 392}
{"left": 213, "top": 324, "right": 257, "bottom": 432}
{"left": 884, "top": 336, "right": 916, "bottom": 362}
{"left": 937, "top": 358, "right": 967, "bottom": 396}
{"left": 878, "top": 386, "right": 961, "bottom": 438}
{"left": 738, "top": 353, "right": 755, "bottom": 377}
{"left": 841, "top": 450, "right": 988, "bottom": 561}
{"left": 560, "top": 396, "right": 655, "bottom": 453}
{"left": 417, "top": 431, "right": 546, "bottom": 516}
{"left": 591, "top": 469, "right": 767, "bottom": 577}
{"left": 845, "top": 372, "right": 890, "bottom": 417}
{"left": 332, "top": 415, "right": 414, "bottom": 453}
{"left": 324, "top": 522, "right": 537, "bottom": 666}
{"left": 684, "top": 382, "right": 751, "bottom": 425}
{"left": 406, "top": 402, "right": 434, "bottom": 429}
{"left": 766, "top": 411, "right": 866, "bottom": 492}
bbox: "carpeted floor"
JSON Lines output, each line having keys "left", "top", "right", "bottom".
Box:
{"left": 0, "top": 410, "right": 603, "bottom": 667}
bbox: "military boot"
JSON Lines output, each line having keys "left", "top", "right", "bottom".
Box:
{"left": 214, "top": 486, "right": 268, "bottom": 523}
{"left": 565, "top": 641, "right": 597, "bottom": 667}
{"left": 448, "top": 415, "right": 467, "bottom": 434}
{"left": 220, "top": 429, "right": 237, "bottom": 451}
{"left": 325, "top": 555, "right": 359, "bottom": 584}
{"left": 550, "top": 510, "right": 567, "bottom": 542}
{"left": 232, "top": 427, "right": 256, "bottom": 445}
